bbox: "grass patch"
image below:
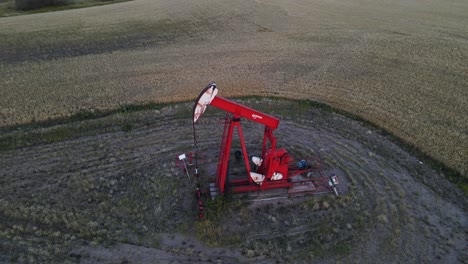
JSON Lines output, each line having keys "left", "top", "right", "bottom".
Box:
{"left": 0, "top": 101, "right": 170, "bottom": 151}
{"left": 1, "top": 101, "right": 167, "bottom": 132}
{"left": 0, "top": 166, "right": 175, "bottom": 262}
{"left": 194, "top": 195, "right": 244, "bottom": 247}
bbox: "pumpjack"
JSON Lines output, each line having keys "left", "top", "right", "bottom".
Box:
{"left": 191, "top": 83, "right": 339, "bottom": 200}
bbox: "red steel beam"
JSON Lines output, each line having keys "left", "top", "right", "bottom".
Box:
{"left": 210, "top": 96, "right": 279, "bottom": 129}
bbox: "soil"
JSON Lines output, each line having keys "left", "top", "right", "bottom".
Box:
{"left": 0, "top": 99, "right": 466, "bottom": 263}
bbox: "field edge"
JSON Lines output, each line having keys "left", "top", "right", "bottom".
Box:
{"left": 1, "top": 97, "right": 466, "bottom": 194}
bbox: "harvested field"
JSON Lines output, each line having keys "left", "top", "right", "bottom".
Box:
{"left": 0, "top": 99, "right": 466, "bottom": 262}
{"left": 0, "top": 0, "right": 467, "bottom": 262}
{"left": 0, "top": 0, "right": 467, "bottom": 178}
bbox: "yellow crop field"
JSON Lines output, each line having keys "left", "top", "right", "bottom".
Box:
{"left": 0, "top": 0, "right": 467, "bottom": 177}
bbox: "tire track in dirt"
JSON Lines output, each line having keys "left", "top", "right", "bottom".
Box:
{"left": 0, "top": 100, "right": 466, "bottom": 263}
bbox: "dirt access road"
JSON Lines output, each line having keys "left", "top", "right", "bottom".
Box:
{"left": 0, "top": 99, "right": 466, "bottom": 263}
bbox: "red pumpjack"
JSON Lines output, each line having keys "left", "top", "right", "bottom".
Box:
{"left": 192, "top": 83, "right": 339, "bottom": 198}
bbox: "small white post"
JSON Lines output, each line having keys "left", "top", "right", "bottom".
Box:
{"left": 178, "top": 154, "right": 191, "bottom": 180}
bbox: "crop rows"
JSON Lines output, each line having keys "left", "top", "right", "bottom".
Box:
{"left": 1, "top": 0, "right": 466, "bottom": 178}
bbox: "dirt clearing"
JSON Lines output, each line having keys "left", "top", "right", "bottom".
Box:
{"left": 0, "top": 99, "right": 466, "bottom": 263}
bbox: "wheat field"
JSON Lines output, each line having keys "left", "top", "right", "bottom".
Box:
{"left": 0, "top": 0, "right": 467, "bottom": 176}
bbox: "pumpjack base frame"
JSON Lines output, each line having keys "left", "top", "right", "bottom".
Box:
{"left": 209, "top": 170, "right": 340, "bottom": 199}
